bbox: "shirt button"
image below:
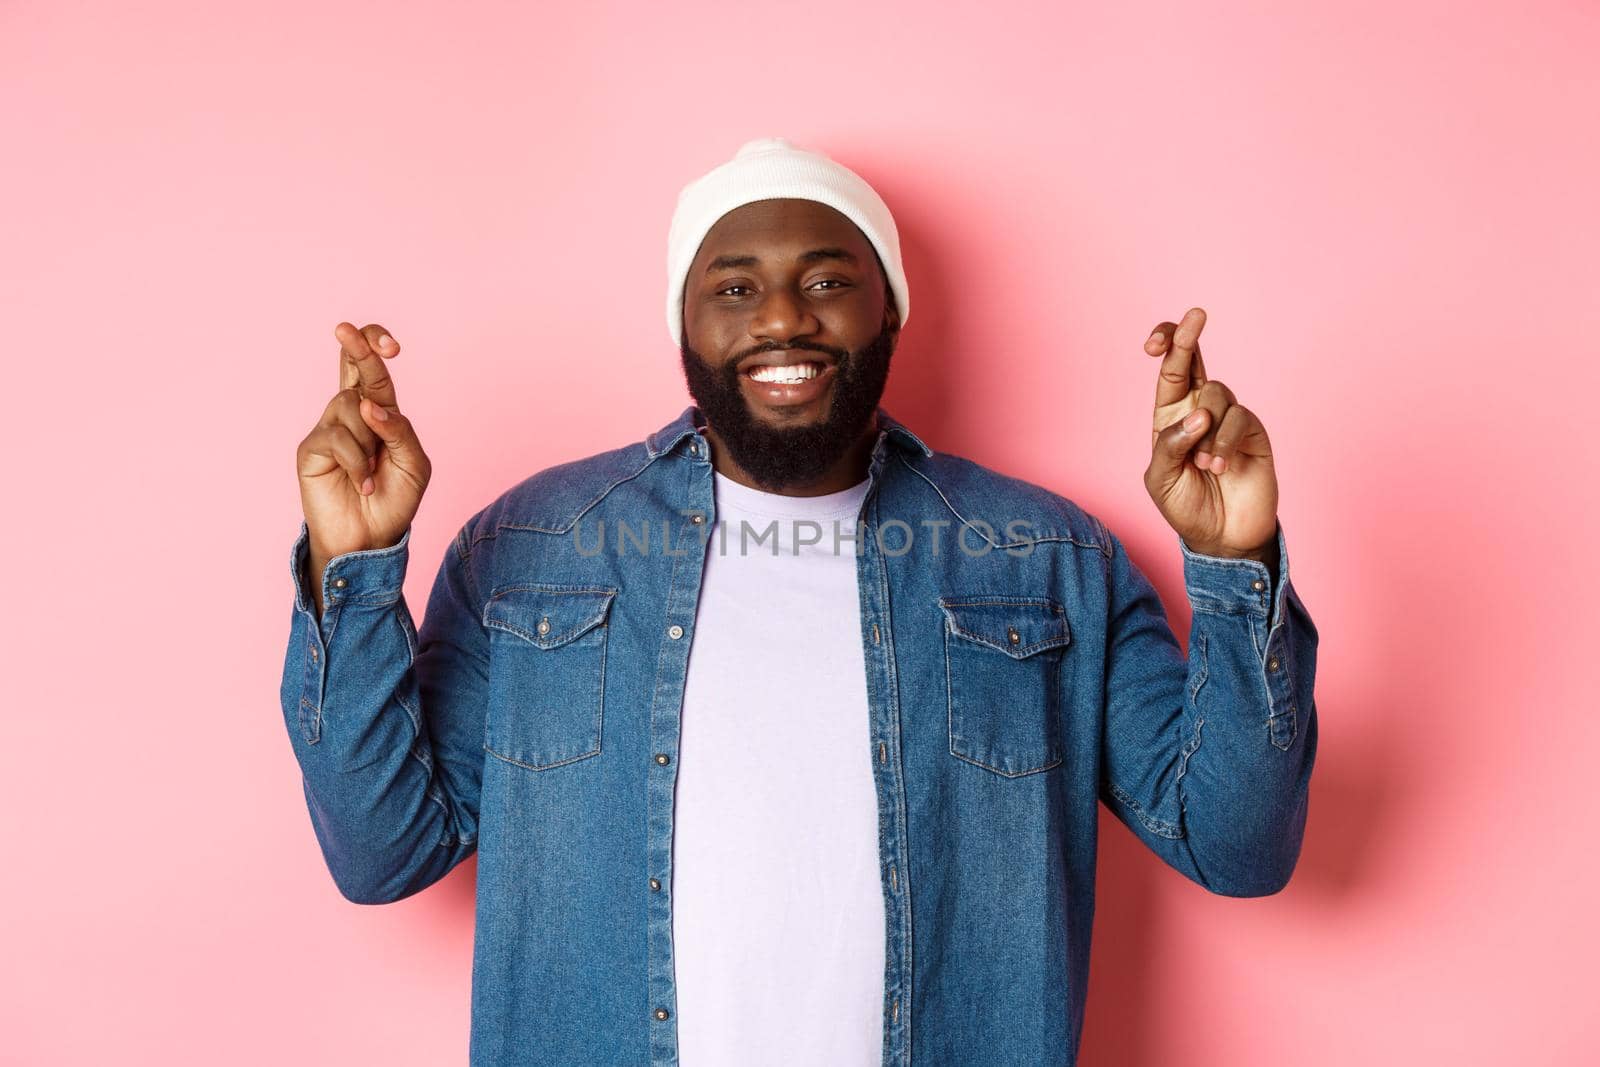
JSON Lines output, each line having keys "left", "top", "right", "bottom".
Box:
{"left": 654, "top": 1008, "right": 670, "bottom": 1021}
{"left": 689, "top": 441, "right": 699, "bottom": 455}
{"left": 537, "top": 617, "right": 551, "bottom": 635}
{"left": 667, "top": 624, "right": 684, "bottom": 640}
{"left": 1267, "top": 655, "right": 1280, "bottom": 672}
{"left": 690, "top": 513, "right": 704, "bottom": 525}
{"left": 310, "top": 646, "right": 318, "bottom": 661}
{"left": 332, "top": 577, "right": 348, "bottom": 589}
{"left": 649, "top": 877, "right": 661, "bottom": 891}
{"left": 654, "top": 753, "right": 671, "bottom": 765}
{"left": 1251, "top": 578, "right": 1266, "bottom": 592}
{"left": 1007, "top": 627, "right": 1020, "bottom": 645}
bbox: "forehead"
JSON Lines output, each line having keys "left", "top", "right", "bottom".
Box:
{"left": 693, "top": 198, "right": 871, "bottom": 264}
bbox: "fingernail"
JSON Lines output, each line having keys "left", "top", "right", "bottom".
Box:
{"left": 361, "top": 475, "right": 374, "bottom": 494}
{"left": 368, "top": 454, "right": 377, "bottom": 472}
{"left": 369, "top": 402, "right": 388, "bottom": 421}
{"left": 377, "top": 334, "right": 393, "bottom": 350}
{"left": 1183, "top": 410, "right": 1205, "bottom": 433}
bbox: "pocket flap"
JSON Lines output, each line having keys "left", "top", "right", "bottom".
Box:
{"left": 484, "top": 585, "right": 617, "bottom": 649}
{"left": 939, "top": 595, "right": 1071, "bottom": 658}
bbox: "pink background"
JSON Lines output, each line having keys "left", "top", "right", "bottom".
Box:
{"left": 3, "top": 1, "right": 1596, "bottom": 1063}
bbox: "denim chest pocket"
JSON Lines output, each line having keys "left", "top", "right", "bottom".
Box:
{"left": 939, "top": 595, "right": 1071, "bottom": 778}
{"left": 482, "top": 584, "right": 617, "bottom": 771}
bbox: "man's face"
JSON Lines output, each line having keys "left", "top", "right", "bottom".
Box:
{"left": 679, "top": 198, "right": 900, "bottom": 491}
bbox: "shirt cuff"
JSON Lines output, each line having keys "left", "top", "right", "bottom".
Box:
{"left": 1178, "top": 519, "right": 1291, "bottom": 630}
{"left": 289, "top": 519, "right": 413, "bottom": 621}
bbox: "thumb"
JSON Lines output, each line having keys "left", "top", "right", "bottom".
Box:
{"left": 360, "top": 397, "right": 424, "bottom": 466}
{"left": 1147, "top": 407, "right": 1210, "bottom": 488}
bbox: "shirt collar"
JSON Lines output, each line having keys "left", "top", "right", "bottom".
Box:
{"left": 645, "top": 404, "right": 933, "bottom": 460}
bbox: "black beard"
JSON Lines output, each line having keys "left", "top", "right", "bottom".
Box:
{"left": 678, "top": 323, "right": 895, "bottom": 492}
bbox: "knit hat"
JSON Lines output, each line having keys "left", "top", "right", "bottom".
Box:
{"left": 665, "top": 136, "right": 911, "bottom": 347}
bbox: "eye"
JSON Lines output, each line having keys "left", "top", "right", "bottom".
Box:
{"left": 715, "top": 284, "right": 753, "bottom": 297}
{"left": 809, "top": 279, "right": 850, "bottom": 291}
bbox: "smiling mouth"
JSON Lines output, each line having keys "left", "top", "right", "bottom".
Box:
{"left": 738, "top": 356, "right": 839, "bottom": 410}
{"left": 745, "top": 360, "right": 828, "bottom": 385}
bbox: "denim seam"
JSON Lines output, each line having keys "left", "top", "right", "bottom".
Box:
{"left": 1180, "top": 545, "right": 1274, "bottom": 572}
{"left": 403, "top": 736, "right": 456, "bottom": 844}
{"left": 393, "top": 600, "right": 419, "bottom": 659}
{"left": 305, "top": 638, "right": 324, "bottom": 710}
{"left": 1189, "top": 604, "right": 1268, "bottom": 620}
{"left": 394, "top": 682, "right": 425, "bottom": 740}
{"left": 939, "top": 596, "right": 1072, "bottom": 658}
{"left": 452, "top": 525, "right": 485, "bottom": 608}
{"left": 1247, "top": 613, "right": 1298, "bottom": 750}
{"left": 897, "top": 456, "right": 1111, "bottom": 556}
{"left": 865, "top": 489, "right": 915, "bottom": 1065}
{"left": 390, "top": 686, "right": 457, "bottom": 836}
{"left": 1108, "top": 781, "right": 1184, "bottom": 839}
{"left": 946, "top": 628, "right": 1070, "bottom": 658}
{"left": 483, "top": 744, "right": 603, "bottom": 773}
{"left": 470, "top": 449, "right": 661, "bottom": 543}
{"left": 1269, "top": 707, "right": 1298, "bottom": 751}
{"left": 1175, "top": 632, "right": 1208, "bottom": 818}
{"left": 298, "top": 696, "right": 321, "bottom": 745}
{"left": 484, "top": 587, "right": 616, "bottom": 647}
{"left": 1102, "top": 529, "right": 1183, "bottom": 839}
{"left": 321, "top": 600, "right": 343, "bottom": 647}
{"left": 1188, "top": 631, "right": 1211, "bottom": 705}
{"left": 1268, "top": 677, "right": 1298, "bottom": 751}
{"left": 1088, "top": 515, "right": 1120, "bottom": 560}
{"left": 342, "top": 592, "right": 401, "bottom": 607}
{"left": 1245, "top": 607, "right": 1281, "bottom": 740}
{"left": 390, "top": 597, "right": 467, "bottom": 846}
{"left": 1175, "top": 714, "right": 1206, "bottom": 824}
{"left": 949, "top": 749, "right": 1064, "bottom": 778}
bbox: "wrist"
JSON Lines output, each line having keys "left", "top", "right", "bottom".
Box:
{"left": 1232, "top": 544, "right": 1276, "bottom": 565}
{"left": 1183, "top": 535, "right": 1280, "bottom": 580}
{"left": 1185, "top": 540, "right": 1270, "bottom": 562}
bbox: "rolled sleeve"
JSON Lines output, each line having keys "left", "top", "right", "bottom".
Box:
{"left": 1178, "top": 520, "right": 1288, "bottom": 624}
{"left": 1180, "top": 518, "right": 1313, "bottom": 761}
{"left": 284, "top": 521, "right": 412, "bottom": 744}
{"left": 289, "top": 520, "right": 413, "bottom": 634}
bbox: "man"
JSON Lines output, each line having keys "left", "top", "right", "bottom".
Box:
{"left": 284, "top": 137, "right": 1318, "bottom": 1066}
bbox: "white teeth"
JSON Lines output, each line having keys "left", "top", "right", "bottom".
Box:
{"left": 749, "top": 362, "right": 823, "bottom": 384}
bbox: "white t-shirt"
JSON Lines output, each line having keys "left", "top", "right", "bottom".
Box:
{"left": 671, "top": 469, "right": 886, "bottom": 1065}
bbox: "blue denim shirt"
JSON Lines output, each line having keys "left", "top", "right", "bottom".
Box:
{"left": 280, "top": 404, "right": 1318, "bottom": 1066}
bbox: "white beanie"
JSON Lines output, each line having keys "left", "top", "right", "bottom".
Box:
{"left": 665, "top": 136, "right": 911, "bottom": 347}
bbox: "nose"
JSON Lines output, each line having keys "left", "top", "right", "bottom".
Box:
{"left": 747, "top": 286, "right": 820, "bottom": 345}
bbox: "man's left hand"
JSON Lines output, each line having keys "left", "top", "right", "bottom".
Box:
{"left": 1142, "top": 307, "right": 1279, "bottom": 562}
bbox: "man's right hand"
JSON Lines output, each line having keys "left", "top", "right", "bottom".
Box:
{"left": 296, "top": 323, "right": 432, "bottom": 614}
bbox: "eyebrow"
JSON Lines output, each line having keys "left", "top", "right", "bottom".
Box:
{"left": 704, "top": 247, "right": 859, "bottom": 273}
